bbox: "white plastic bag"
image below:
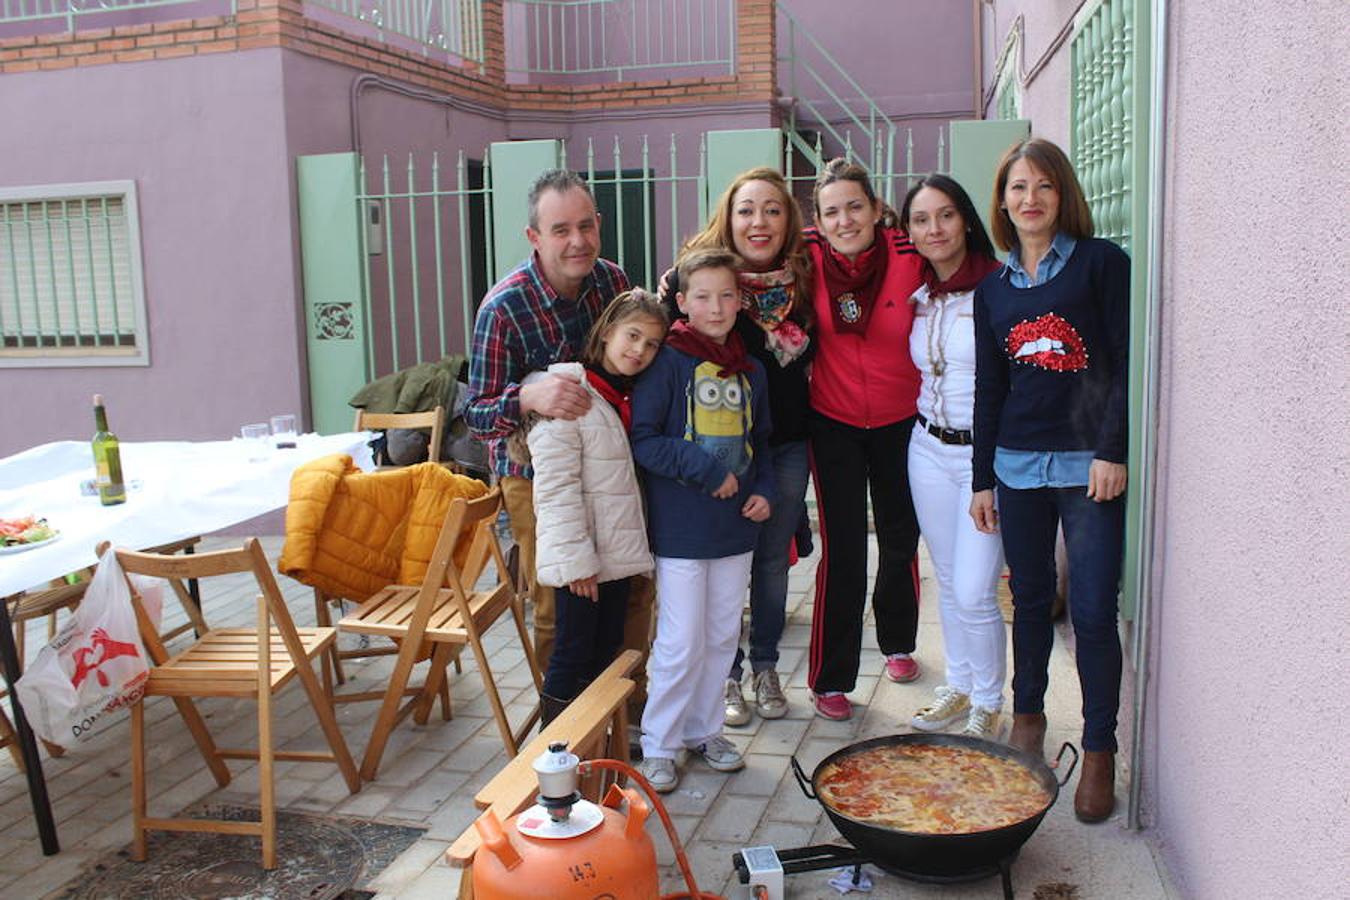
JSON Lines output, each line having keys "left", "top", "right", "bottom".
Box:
{"left": 15, "top": 551, "right": 164, "bottom": 751}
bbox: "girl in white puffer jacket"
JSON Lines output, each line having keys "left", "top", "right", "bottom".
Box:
{"left": 512, "top": 290, "right": 669, "bottom": 725}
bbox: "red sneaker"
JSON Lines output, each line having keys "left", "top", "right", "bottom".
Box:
{"left": 884, "top": 654, "right": 920, "bottom": 683}
{"left": 812, "top": 692, "right": 852, "bottom": 720}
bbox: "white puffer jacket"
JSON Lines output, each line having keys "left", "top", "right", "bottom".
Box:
{"left": 526, "top": 362, "right": 654, "bottom": 587}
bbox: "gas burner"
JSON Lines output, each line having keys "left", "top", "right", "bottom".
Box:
{"left": 733, "top": 844, "right": 1018, "bottom": 899}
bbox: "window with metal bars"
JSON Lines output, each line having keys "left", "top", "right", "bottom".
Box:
{"left": 1070, "top": 0, "right": 1135, "bottom": 251}
{"left": 992, "top": 23, "right": 1021, "bottom": 121}
{"left": 996, "top": 77, "right": 1020, "bottom": 121}
{"left": 0, "top": 181, "right": 148, "bottom": 367}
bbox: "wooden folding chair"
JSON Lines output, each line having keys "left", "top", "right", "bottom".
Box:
{"left": 316, "top": 405, "right": 459, "bottom": 688}
{"left": 102, "top": 539, "right": 361, "bottom": 870}
{"left": 339, "top": 487, "right": 543, "bottom": 781}
{"left": 1, "top": 535, "right": 206, "bottom": 770}
{"left": 146, "top": 536, "right": 210, "bottom": 642}
{"left": 353, "top": 405, "right": 446, "bottom": 467}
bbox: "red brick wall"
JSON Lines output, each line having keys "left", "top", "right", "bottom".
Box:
{"left": 0, "top": 0, "right": 778, "bottom": 115}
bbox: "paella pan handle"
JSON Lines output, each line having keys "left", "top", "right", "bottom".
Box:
{"left": 789, "top": 755, "right": 817, "bottom": 799}
{"left": 1053, "top": 742, "right": 1080, "bottom": 786}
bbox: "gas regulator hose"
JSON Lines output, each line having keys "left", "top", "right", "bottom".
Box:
{"left": 578, "top": 759, "right": 724, "bottom": 900}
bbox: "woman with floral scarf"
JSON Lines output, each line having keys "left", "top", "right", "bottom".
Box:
{"left": 657, "top": 167, "right": 814, "bottom": 726}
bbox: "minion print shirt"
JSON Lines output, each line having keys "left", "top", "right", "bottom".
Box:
{"left": 630, "top": 344, "right": 776, "bottom": 560}
{"left": 685, "top": 362, "right": 753, "bottom": 476}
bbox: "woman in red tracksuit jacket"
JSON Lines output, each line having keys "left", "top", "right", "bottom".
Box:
{"left": 804, "top": 158, "right": 926, "bottom": 721}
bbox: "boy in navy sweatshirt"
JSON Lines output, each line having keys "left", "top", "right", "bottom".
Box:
{"left": 631, "top": 248, "right": 775, "bottom": 792}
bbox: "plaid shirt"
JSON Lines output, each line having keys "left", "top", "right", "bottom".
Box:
{"left": 466, "top": 252, "right": 630, "bottom": 479}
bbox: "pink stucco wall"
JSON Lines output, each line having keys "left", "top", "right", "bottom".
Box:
{"left": 280, "top": 51, "right": 510, "bottom": 375}
{"left": 0, "top": 50, "right": 306, "bottom": 456}
{"left": 978, "top": 1, "right": 1350, "bottom": 895}
{"left": 778, "top": 0, "right": 976, "bottom": 123}
{"left": 1148, "top": 3, "right": 1350, "bottom": 896}
{"left": 979, "top": 0, "right": 1080, "bottom": 141}
{"left": 0, "top": 46, "right": 514, "bottom": 456}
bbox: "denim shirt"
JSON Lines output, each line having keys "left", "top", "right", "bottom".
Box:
{"left": 994, "top": 233, "right": 1095, "bottom": 489}
{"left": 1002, "top": 232, "right": 1077, "bottom": 288}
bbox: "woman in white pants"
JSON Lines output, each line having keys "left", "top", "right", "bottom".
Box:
{"left": 901, "top": 174, "right": 1008, "bottom": 738}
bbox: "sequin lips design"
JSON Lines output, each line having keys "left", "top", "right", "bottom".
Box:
{"left": 1006, "top": 313, "right": 1087, "bottom": 372}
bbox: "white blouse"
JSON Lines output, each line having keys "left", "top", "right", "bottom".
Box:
{"left": 908, "top": 284, "right": 977, "bottom": 432}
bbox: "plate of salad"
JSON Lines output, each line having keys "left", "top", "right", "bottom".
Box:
{"left": 0, "top": 516, "right": 61, "bottom": 554}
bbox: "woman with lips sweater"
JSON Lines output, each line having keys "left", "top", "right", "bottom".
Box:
{"left": 971, "top": 138, "right": 1129, "bottom": 824}
{"left": 803, "top": 159, "right": 926, "bottom": 722}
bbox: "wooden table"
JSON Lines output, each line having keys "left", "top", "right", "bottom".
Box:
{"left": 0, "top": 432, "right": 374, "bottom": 855}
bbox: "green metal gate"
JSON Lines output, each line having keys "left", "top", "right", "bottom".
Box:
{"left": 297, "top": 127, "right": 956, "bottom": 433}
{"left": 1071, "top": 0, "right": 1152, "bottom": 620}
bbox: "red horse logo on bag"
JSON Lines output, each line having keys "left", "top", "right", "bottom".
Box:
{"left": 70, "top": 627, "right": 142, "bottom": 689}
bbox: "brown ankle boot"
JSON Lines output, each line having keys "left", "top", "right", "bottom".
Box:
{"left": 1075, "top": 751, "right": 1116, "bottom": 823}
{"left": 1008, "top": 712, "right": 1047, "bottom": 759}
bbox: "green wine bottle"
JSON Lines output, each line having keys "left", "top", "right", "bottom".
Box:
{"left": 92, "top": 393, "right": 127, "bottom": 506}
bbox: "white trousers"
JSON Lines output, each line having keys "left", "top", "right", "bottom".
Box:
{"left": 908, "top": 425, "right": 1008, "bottom": 709}
{"left": 641, "top": 552, "right": 753, "bottom": 760}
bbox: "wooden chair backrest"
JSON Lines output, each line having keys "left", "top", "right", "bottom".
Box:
{"left": 353, "top": 406, "right": 445, "bottom": 464}
{"left": 404, "top": 487, "right": 506, "bottom": 641}
{"left": 98, "top": 540, "right": 306, "bottom": 696}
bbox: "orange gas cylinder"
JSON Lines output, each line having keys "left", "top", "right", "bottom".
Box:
{"left": 475, "top": 744, "right": 664, "bottom": 900}
{"left": 471, "top": 781, "right": 660, "bottom": 900}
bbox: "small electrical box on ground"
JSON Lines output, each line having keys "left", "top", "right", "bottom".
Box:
{"left": 735, "top": 845, "right": 784, "bottom": 900}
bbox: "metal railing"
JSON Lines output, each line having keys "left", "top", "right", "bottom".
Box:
{"left": 783, "top": 127, "right": 946, "bottom": 210}
{"left": 0, "top": 0, "right": 233, "bottom": 32}
{"left": 776, "top": 4, "right": 897, "bottom": 180}
{"left": 0, "top": 0, "right": 483, "bottom": 66}
{"left": 308, "top": 0, "right": 485, "bottom": 65}
{"left": 348, "top": 131, "right": 945, "bottom": 376}
{"left": 502, "top": 0, "right": 734, "bottom": 81}
{"left": 356, "top": 149, "right": 494, "bottom": 377}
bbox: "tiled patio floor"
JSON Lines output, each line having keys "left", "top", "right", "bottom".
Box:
{"left": 1, "top": 536, "right": 1177, "bottom": 899}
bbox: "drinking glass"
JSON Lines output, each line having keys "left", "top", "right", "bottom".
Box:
{"left": 241, "top": 423, "right": 270, "bottom": 462}
{"left": 270, "top": 414, "right": 298, "bottom": 449}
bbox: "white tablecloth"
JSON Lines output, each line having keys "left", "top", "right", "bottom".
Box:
{"left": 0, "top": 433, "right": 374, "bottom": 598}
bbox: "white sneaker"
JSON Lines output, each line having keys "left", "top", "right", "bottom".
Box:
{"left": 690, "top": 735, "right": 745, "bottom": 772}
{"left": 752, "top": 670, "right": 788, "bottom": 719}
{"left": 724, "top": 677, "right": 752, "bottom": 726}
{"left": 638, "top": 756, "right": 679, "bottom": 793}
{"left": 961, "top": 705, "right": 1001, "bottom": 740}
{"left": 909, "top": 686, "right": 971, "bottom": 732}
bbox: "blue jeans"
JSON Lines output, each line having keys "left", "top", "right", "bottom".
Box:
{"left": 997, "top": 483, "right": 1125, "bottom": 753}
{"left": 543, "top": 577, "right": 631, "bottom": 701}
{"left": 729, "top": 440, "right": 811, "bottom": 681}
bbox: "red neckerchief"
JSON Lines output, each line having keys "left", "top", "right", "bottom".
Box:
{"left": 921, "top": 252, "right": 1002, "bottom": 297}
{"left": 584, "top": 366, "right": 633, "bottom": 430}
{"left": 664, "top": 320, "right": 753, "bottom": 377}
{"left": 820, "top": 231, "right": 890, "bottom": 335}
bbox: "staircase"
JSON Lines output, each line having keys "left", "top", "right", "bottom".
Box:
{"left": 774, "top": 3, "right": 947, "bottom": 205}
{"left": 775, "top": 4, "right": 895, "bottom": 174}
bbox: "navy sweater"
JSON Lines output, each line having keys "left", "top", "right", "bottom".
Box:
{"left": 972, "top": 238, "right": 1130, "bottom": 492}
{"left": 631, "top": 344, "right": 775, "bottom": 559}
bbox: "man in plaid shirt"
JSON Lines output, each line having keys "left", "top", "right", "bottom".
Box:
{"left": 466, "top": 169, "right": 648, "bottom": 700}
